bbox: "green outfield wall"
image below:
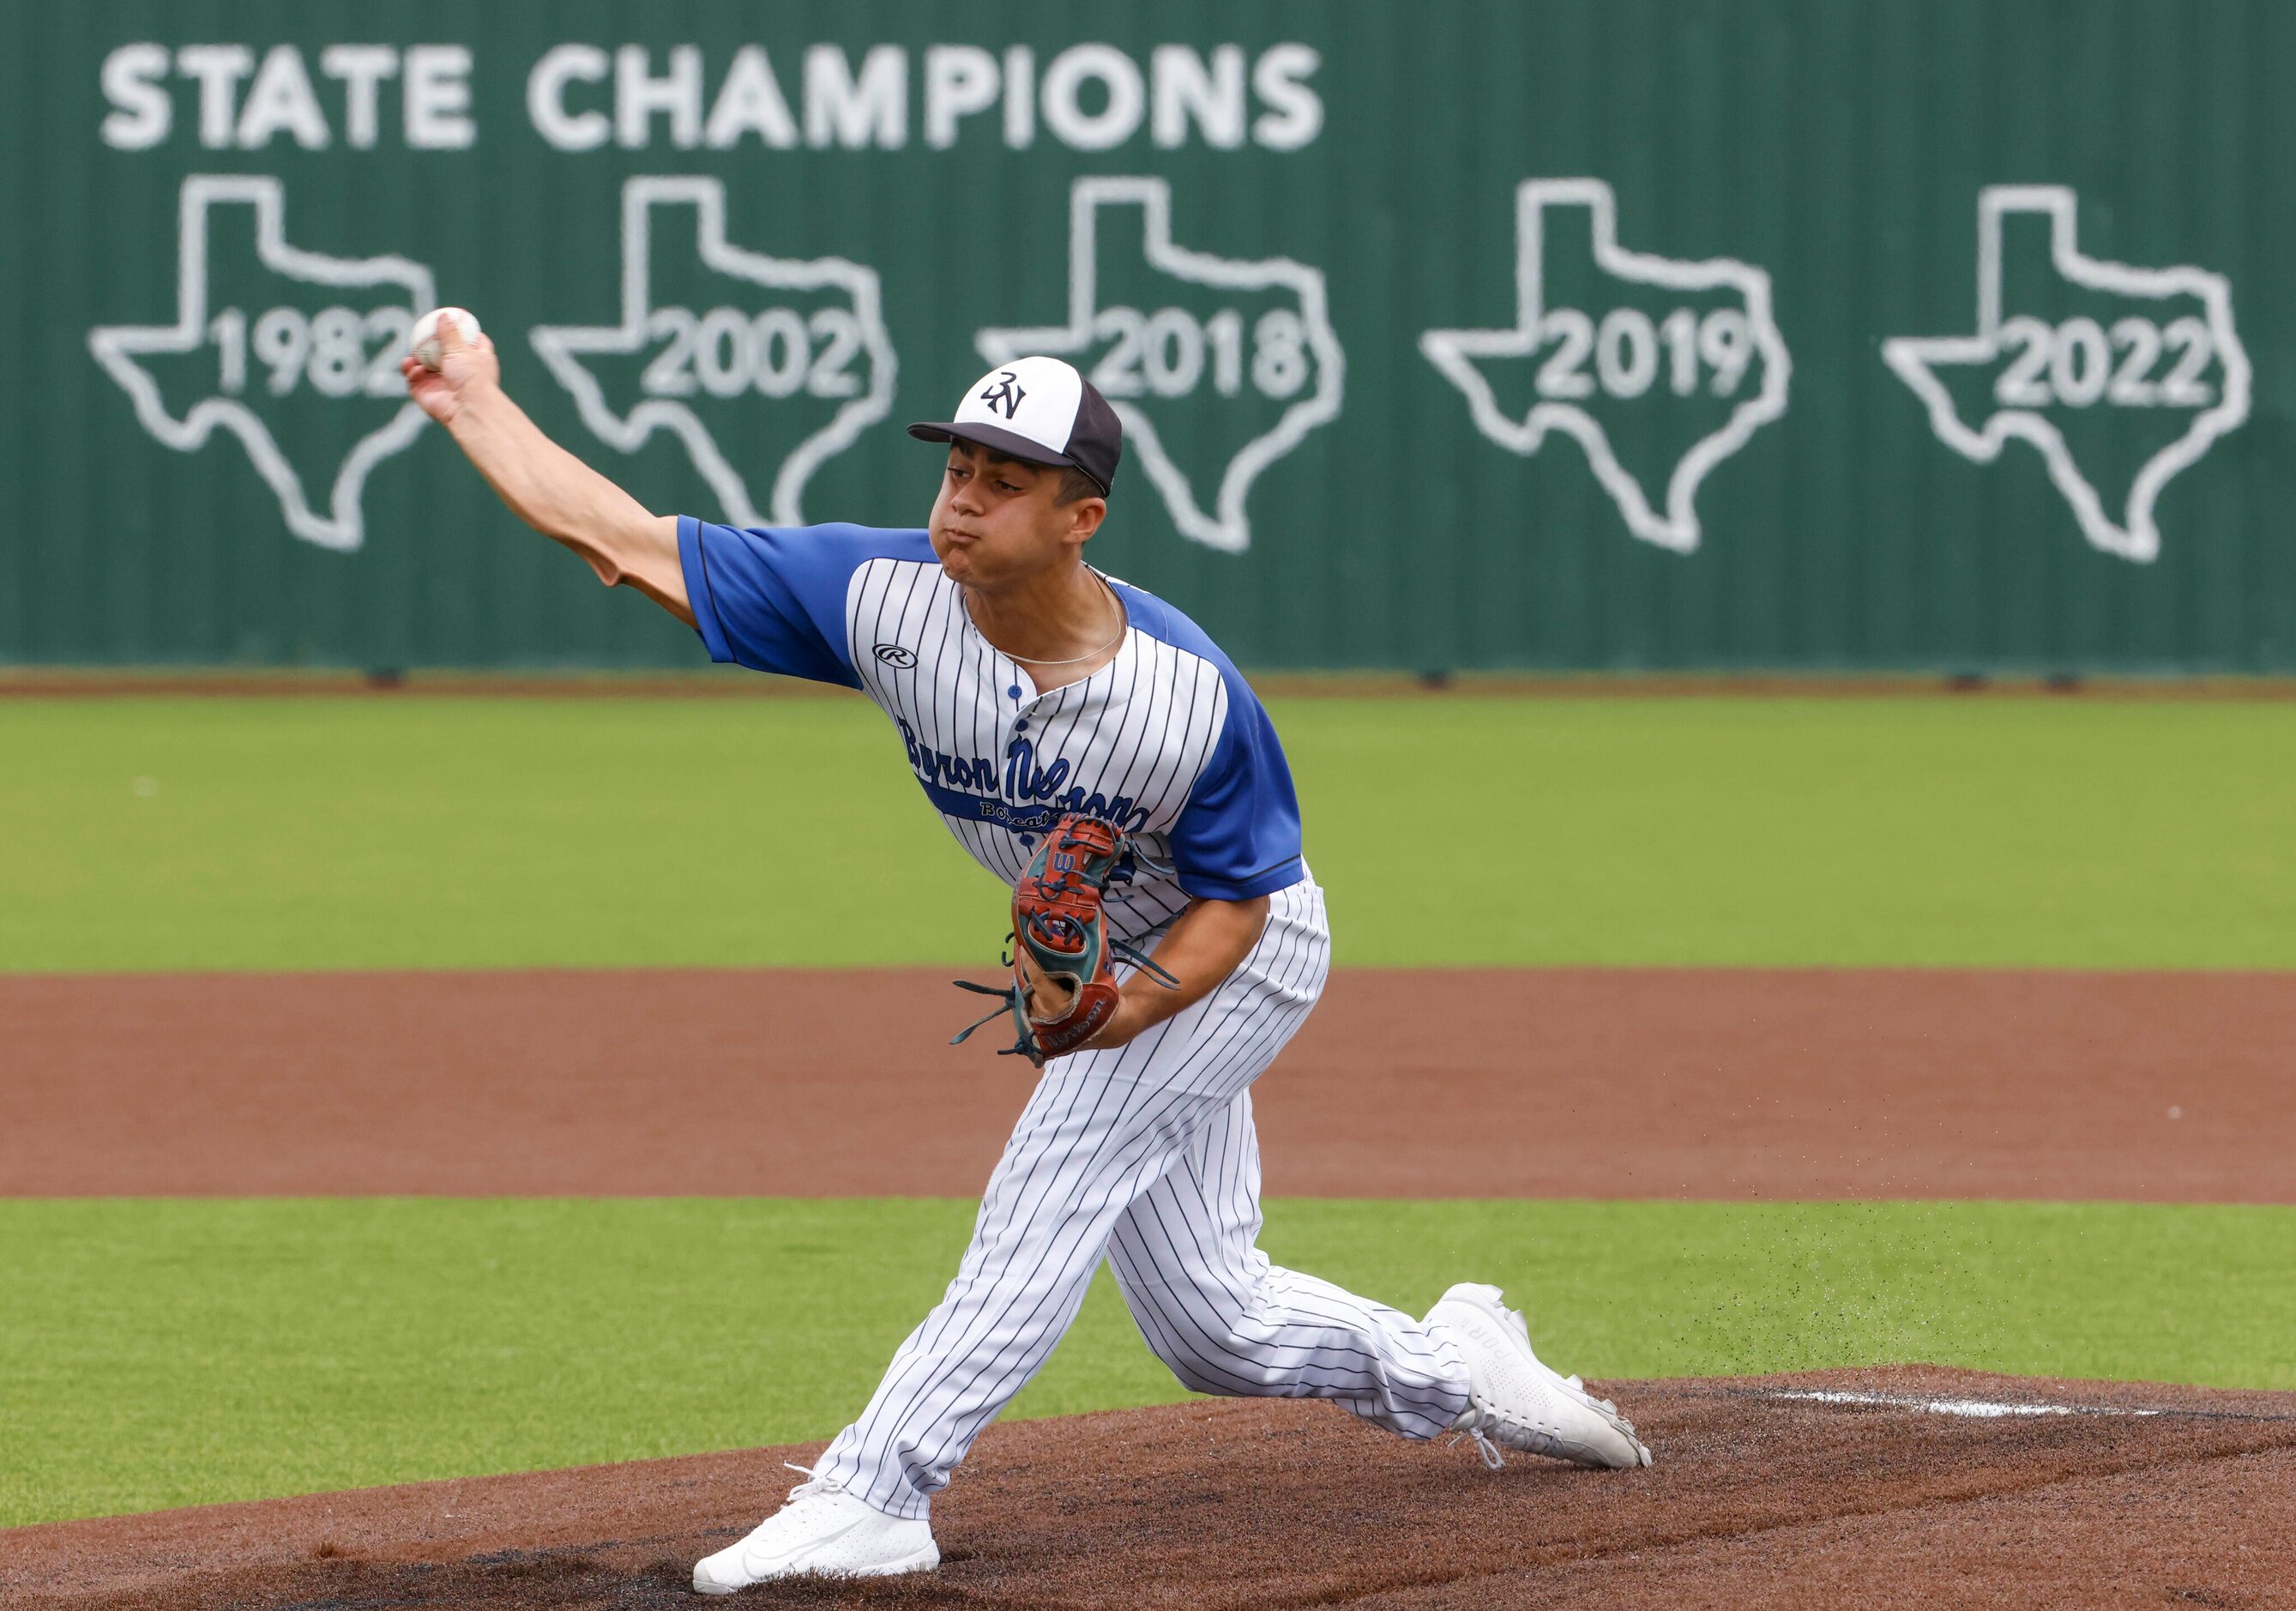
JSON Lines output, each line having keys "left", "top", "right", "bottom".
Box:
{"left": 3, "top": 1, "right": 2291, "bottom": 673}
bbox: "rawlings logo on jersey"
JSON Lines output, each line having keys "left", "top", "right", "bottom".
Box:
{"left": 873, "top": 643, "right": 918, "bottom": 668}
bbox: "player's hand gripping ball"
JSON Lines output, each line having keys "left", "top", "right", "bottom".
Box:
{"left": 950, "top": 815, "right": 1178, "bottom": 1067}
{"left": 410, "top": 306, "right": 483, "bottom": 371}
{"left": 401, "top": 307, "right": 497, "bottom": 429}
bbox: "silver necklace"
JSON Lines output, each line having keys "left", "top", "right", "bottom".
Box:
{"left": 967, "top": 572, "right": 1126, "bottom": 666}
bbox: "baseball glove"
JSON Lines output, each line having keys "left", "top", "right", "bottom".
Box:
{"left": 950, "top": 814, "right": 1178, "bottom": 1067}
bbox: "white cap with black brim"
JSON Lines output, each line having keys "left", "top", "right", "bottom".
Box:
{"left": 908, "top": 355, "right": 1124, "bottom": 498}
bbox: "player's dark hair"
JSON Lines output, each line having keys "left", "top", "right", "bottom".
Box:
{"left": 961, "top": 441, "right": 1104, "bottom": 506}
{"left": 1053, "top": 466, "right": 1105, "bottom": 506}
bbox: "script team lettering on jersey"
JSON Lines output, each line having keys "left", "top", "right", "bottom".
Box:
{"left": 676, "top": 519, "right": 1305, "bottom": 940}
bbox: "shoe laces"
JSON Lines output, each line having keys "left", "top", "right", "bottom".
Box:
{"left": 1450, "top": 1427, "right": 1508, "bottom": 1470}
{"left": 780, "top": 1460, "right": 848, "bottom": 1502}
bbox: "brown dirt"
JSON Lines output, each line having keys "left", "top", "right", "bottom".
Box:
{"left": 4, "top": 968, "right": 2291, "bottom": 1200}
{"left": 5, "top": 1367, "right": 2292, "bottom": 1610}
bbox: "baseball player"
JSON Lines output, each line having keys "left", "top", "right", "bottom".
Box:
{"left": 403, "top": 328, "right": 1650, "bottom": 1593}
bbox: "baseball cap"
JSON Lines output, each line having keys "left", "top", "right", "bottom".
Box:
{"left": 908, "top": 356, "right": 1122, "bottom": 497}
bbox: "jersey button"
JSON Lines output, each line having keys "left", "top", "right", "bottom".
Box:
{"left": 1007, "top": 685, "right": 1022, "bottom": 700}
{"left": 1014, "top": 720, "right": 1028, "bottom": 732}
{"left": 1018, "top": 834, "right": 1035, "bottom": 848}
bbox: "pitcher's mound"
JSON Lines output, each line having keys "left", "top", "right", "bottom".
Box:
{"left": 15, "top": 1367, "right": 2296, "bottom": 1610}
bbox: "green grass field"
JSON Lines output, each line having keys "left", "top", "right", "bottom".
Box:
{"left": 6, "top": 1198, "right": 2292, "bottom": 1527}
{"left": 4, "top": 692, "right": 2291, "bottom": 1529}
{"left": 3, "top": 694, "right": 2293, "bottom": 971}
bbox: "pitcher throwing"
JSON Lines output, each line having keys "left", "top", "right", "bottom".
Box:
{"left": 404, "top": 325, "right": 1651, "bottom": 1594}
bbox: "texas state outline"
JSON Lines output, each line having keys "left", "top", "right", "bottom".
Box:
{"left": 976, "top": 176, "right": 1345, "bottom": 556}
{"left": 1882, "top": 184, "right": 2251, "bottom": 564}
{"left": 87, "top": 174, "right": 435, "bottom": 553}
{"left": 1419, "top": 178, "right": 1792, "bottom": 555}
{"left": 527, "top": 176, "right": 897, "bottom": 530}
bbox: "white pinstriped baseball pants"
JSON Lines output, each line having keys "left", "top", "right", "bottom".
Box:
{"left": 811, "top": 878, "right": 1473, "bottom": 1520}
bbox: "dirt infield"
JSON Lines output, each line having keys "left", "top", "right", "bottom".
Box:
{"left": 6, "top": 1367, "right": 2291, "bottom": 1609}
{"left": 5, "top": 967, "right": 2291, "bottom": 1200}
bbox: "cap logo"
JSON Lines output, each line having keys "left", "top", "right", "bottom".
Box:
{"left": 979, "top": 370, "right": 1027, "bottom": 419}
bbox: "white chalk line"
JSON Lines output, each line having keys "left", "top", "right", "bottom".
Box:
{"left": 1745, "top": 1387, "right": 2296, "bottom": 1425}
{"left": 1760, "top": 1388, "right": 2161, "bottom": 1420}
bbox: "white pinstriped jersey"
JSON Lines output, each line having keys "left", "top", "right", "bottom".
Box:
{"left": 677, "top": 520, "right": 1305, "bottom": 938}
{"left": 672, "top": 517, "right": 1470, "bottom": 1534}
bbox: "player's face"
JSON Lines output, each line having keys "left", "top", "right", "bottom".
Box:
{"left": 930, "top": 443, "right": 1103, "bottom": 591}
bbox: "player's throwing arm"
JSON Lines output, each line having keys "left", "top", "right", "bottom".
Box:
{"left": 401, "top": 306, "right": 692, "bottom": 624}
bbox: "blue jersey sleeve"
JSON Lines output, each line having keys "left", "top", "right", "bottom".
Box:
{"left": 678, "top": 518, "right": 932, "bottom": 688}
{"left": 1167, "top": 673, "right": 1305, "bottom": 902}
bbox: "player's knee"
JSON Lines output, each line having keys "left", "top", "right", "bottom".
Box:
{"left": 1123, "top": 1306, "right": 1255, "bottom": 1395}
{"left": 1153, "top": 1331, "right": 1299, "bottom": 1397}
{"left": 1162, "top": 1357, "right": 1256, "bottom": 1397}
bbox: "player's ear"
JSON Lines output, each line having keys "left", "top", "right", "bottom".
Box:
{"left": 1065, "top": 496, "right": 1107, "bottom": 545}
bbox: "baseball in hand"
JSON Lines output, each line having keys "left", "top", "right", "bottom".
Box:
{"left": 410, "top": 307, "right": 482, "bottom": 371}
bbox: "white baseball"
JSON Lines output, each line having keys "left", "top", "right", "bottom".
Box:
{"left": 411, "top": 306, "right": 482, "bottom": 371}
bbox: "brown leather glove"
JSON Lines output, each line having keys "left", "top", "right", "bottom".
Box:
{"left": 950, "top": 814, "right": 1177, "bottom": 1067}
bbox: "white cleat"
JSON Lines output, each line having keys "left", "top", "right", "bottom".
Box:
{"left": 692, "top": 1468, "right": 939, "bottom": 1595}
{"left": 1425, "top": 1282, "right": 1654, "bottom": 1471}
